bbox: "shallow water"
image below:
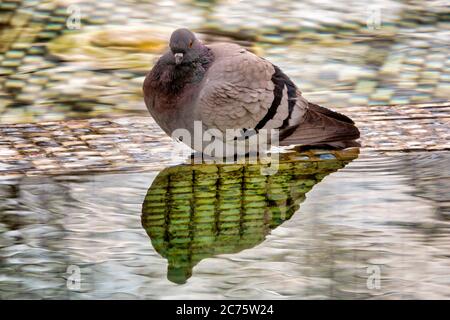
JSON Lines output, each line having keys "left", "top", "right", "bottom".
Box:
{"left": 1, "top": 150, "right": 449, "bottom": 299}
{"left": 0, "top": 0, "right": 449, "bottom": 123}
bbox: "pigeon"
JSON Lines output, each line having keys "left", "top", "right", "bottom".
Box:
{"left": 143, "top": 28, "right": 360, "bottom": 157}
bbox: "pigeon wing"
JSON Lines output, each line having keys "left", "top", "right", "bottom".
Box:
{"left": 198, "top": 44, "right": 292, "bottom": 133}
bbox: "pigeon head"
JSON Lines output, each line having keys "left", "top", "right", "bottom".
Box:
{"left": 169, "top": 28, "right": 200, "bottom": 65}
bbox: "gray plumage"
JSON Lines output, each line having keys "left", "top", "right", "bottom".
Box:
{"left": 143, "top": 28, "right": 360, "bottom": 156}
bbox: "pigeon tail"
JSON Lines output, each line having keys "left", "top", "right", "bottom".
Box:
{"left": 279, "top": 102, "right": 360, "bottom": 149}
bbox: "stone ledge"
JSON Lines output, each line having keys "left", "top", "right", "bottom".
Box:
{"left": 0, "top": 102, "right": 449, "bottom": 176}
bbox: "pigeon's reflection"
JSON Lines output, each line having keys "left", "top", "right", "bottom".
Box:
{"left": 141, "top": 149, "right": 359, "bottom": 284}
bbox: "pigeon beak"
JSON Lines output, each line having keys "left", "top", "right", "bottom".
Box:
{"left": 174, "top": 53, "right": 184, "bottom": 65}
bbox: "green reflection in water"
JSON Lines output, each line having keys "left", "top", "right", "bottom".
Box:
{"left": 141, "top": 149, "right": 359, "bottom": 284}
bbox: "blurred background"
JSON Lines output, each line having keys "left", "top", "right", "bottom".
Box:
{"left": 0, "top": 0, "right": 449, "bottom": 124}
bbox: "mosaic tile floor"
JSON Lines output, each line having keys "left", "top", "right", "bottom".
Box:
{"left": 0, "top": 102, "right": 448, "bottom": 177}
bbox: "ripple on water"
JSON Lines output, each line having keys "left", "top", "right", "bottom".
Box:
{"left": 0, "top": 150, "right": 449, "bottom": 298}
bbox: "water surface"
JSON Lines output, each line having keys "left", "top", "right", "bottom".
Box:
{"left": 1, "top": 150, "right": 449, "bottom": 299}
{"left": 0, "top": 0, "right": 448, "bottom": 123}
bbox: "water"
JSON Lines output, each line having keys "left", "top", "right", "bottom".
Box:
{"left": 0, "top": 0, "right": 449, "bottom": 123}
{"left": 1, "top": 150, "right": 449, "bottom": 299}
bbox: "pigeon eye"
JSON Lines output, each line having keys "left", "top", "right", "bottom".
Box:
{"left": 189, "top": 40, "right": 193, "bottom": 48}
